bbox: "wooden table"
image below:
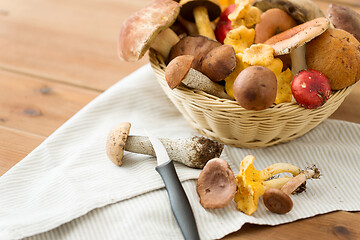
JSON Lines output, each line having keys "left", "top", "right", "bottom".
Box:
{"left": 0, "top": 0, "right": 359, "bottom": 239}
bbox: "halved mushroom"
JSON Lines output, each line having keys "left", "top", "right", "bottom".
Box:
{"left": 118, "top": 0, "right": 180, "bottom": 61}
{"left": 196, "top": 158, "right": 237, "bottom": 209}
{"left": 264, "top": 17, "right": 330, "bottom": 75}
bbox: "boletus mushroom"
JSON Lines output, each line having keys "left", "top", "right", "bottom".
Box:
{"left": 328, "top": 4, "right": 360, "bottom": 42}
{"left": 233, "top": 66, "right": 277, "bottom": 110}
{"left": 165, "top": 55, "right": 232, "bottom": 99}
{"left": 197, "top": 158, "right": 237, "bottom": 209}
{"left": 118, "top": 0, "right": 180, "bottom": 61}
{"left": 179, "top": 0, "right": 222, "bottom": 39}
{"left": 106, "top": 122, "right": 224, "bottom": 168}
{"left": 168, "top": 35, "right": 221, "bottom": 71}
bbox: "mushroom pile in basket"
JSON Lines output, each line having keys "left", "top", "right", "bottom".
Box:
{"left": 117, "top": 0, "right": 360, "bottom": 111}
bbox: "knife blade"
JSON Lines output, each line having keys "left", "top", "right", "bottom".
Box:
{"left": 145, "top": 130, "right": 200, "bottom": 240}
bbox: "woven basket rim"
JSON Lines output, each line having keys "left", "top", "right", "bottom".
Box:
{"left": 149, "top": 49, "right": 354, "bottom": 115}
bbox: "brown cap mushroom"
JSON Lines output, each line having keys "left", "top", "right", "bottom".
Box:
{"left": 328, "top": 4, "right": 360, "bottom": 43}
{"left": 106, "top": 122, "right": 224, "bottom": 168}
{"left": 118, "top": 0, "right": 180, "bottom": 61}
{"left": 165, "top": 55, "right": 232, "bottom": 99}
{"left": 264, "top": 17, "right": 330, "bottom": 75}
{"left": 106, "top": 122, "right": 131, "bottom": 166}
{"left": 254, "top": 8, "right": 297, "bottom": 44}
{"left": 253, "top": 0, "right": 324, "bottom": 23}
{"left": 263, "top": 169, "right": 318, "bottom": 214}
{"left": 168, "top": 35, "right": 221, "bottom": 71}
{"left": 196, "top": 158, "right": 236, "bottom": 209}
{"left": 201, "top": 44, "right": 237, "bottom": 82}
{"left": 306, "top": 28, "right": 360, "bottom": 90}
{"left": 179, "top": 0, "right": 221, "bottom": 39}
{"left": 233, "top": 66, "right": 277, "bottom": 110}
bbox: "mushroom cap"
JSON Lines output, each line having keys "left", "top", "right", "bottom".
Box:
{"left": 165, "top": 55, "right": 194, "bottom": 89}
{"left": 106, "top": 122, "right": 131, "bottom": 166}
{"left": 253, "top": 0, "right": 324, "bottom": 23}
{"left": 328, "top": 3, "right": 360, "bottom": 43}
{"left": 196, "top": 158, "right": 236, "bottom": 209}
{"left": 233, "top": 66, "right": 277, "bottom": 111}
{"left": 201, "top": 44, "right": 237, "bottom": 82}
{"left": 118, "top": 0, "right": 180, "bottom": 62}
{"left": 306, "top": 28, "right": 360, "bottom": 90}
{"left": 264, "top": 17, "right": 330, "bottom": 56}
{"left": 263, "top": 188, "right": 293, "bottom": 214}
{"left": 179, "top": 0, "right": 221, "bottom": 22}
{"left": 168, "top": 35, "right": 221, "bottom": 71}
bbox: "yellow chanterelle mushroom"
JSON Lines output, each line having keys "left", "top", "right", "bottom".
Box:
{"left": 234, "top": 155, "right": 301, "bottom": 215}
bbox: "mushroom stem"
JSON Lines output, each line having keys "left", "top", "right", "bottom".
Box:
{"left": 151, "top": 28, "right": 180, "bottom": 59}
{"left": 183, "top": 68, "right": 232, "bottom": 99}
{"left": 193, "top": 6, "right": 216, "bottom": 39}
{"left": 262, "top": 177, "right": 292, "bottom": 189}
{"left": 281, "top": 169, "right": 315, "bottom": 195}
{"left": 125, "top": 135, "right": 224, "bottom": 168}
{"left": 260, "top": 162, "right": 301, "bottom": 180}
{"left": 290, "top": 45, "right": 308, "bottom": 75}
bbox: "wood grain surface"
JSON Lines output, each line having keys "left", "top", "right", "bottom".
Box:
{"left": 0, "top": 0, "right": 359, "bottom": 239}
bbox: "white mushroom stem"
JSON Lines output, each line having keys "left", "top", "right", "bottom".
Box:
{"left": 151, "top": 28, "right": 180, "bottom": 59}
{"left": 259, "top": 163, "right": 301, "bottom": 180}
{"left": 281, "top": 169, "right": 315, "bottom": 195}
{"left": 290, "top": 45, "right": 308, "bottom": 76}
{"left": 262, "top": 177, "right": 293, "bottom": 189}
{"left": 125, "top": 135, "right": 223, "bottom": 168}
{"left": 183, "top": 68, "right": 233, "bottom": 99}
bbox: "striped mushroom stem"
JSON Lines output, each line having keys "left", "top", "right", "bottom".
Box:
{"left": 106, "top": 122, "right": 224, "bottom": 169}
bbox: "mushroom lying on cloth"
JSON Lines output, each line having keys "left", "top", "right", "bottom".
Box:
{"left": 118, "top": 0, "right": 180, "bottom": 61}
{"left": 234, "top": 155, "right": 301, "bottom": 215}
{"left": 196, "top": 158, "right": 237, "bottom": 209}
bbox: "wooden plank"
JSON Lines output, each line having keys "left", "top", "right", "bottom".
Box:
{"left": 225, "top": 211, "right": 360, "bottom": 240}
{"left": 0, "top": 69, "right": 99, "bottom": 136}
{"left": 0, "top": 126, "right": 45, "bottom": 176}
{"left": 0, "top": 0, "right": 149, "bottom": 91}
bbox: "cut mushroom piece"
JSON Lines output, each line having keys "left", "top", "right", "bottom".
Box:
{"left": 196, "top": 158, "right": 237, "bottom": 209}
{"left": 264, "top": 17, "right": 330, "bottom": 75}
{"left": 165, "top": 55, "right": 232, "bottom": 99}
{"left": 263, "top": 168, "right": 320, "bottom": 214}
{"left": 118, "top": 0, "right": 180, "bottom": 61}
{"left": 179, "top": 0, "right": 222, "bottom": 39}
{"left": 106, "top": 122, "right": 224, "bottom": 168}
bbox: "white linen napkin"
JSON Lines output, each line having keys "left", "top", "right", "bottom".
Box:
{"left": 0, "top": 64, "right": 359, "bottom": 240}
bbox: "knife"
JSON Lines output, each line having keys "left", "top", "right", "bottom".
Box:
{"left": 145, "top": 130, "right": 200, "bottom": 240}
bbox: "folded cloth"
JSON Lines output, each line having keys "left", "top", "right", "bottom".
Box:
{"left": 0, "top": 64, "right": 359, "bottom": 240}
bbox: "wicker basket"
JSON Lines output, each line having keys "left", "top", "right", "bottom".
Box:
{"left": 149, "top": 50, "right": 354, "bottom": 148}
